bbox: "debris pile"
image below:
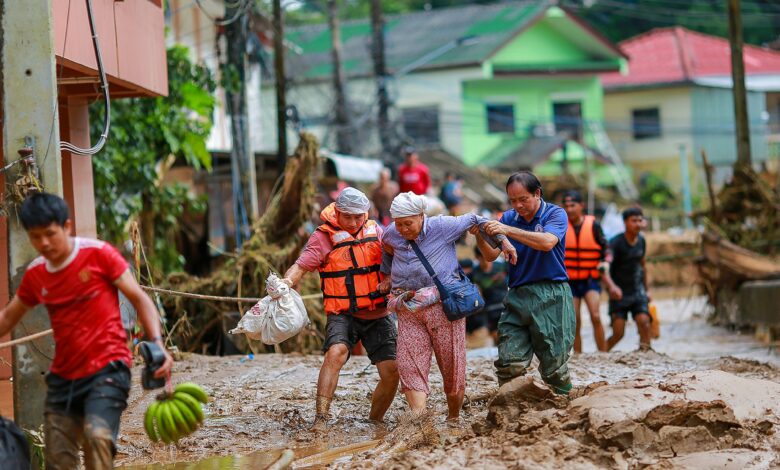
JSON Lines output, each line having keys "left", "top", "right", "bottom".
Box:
{"left": 370, "top": 369, "right": 780, "bottom": 469}
{"left": 696, "top": 167, "right": 780, "bottom": 324}
{"left": 161, "top": 133, "right": 325, "bottom": 354}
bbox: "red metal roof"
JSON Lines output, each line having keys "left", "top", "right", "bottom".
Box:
{"left": 601, "top": 27, "right": 780, "bottom": 89}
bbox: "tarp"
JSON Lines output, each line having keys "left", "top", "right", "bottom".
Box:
{"left": 321, "top": 150, "right": 384, "bottom": 183}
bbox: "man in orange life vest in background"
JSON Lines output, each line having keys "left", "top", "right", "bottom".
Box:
{"left": 562, "top": 191, "right": 612, "bottom": 353}
{"left": 283, "top": 188, "right": 399, "bottom": 431}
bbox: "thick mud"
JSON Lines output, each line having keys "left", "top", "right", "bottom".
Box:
{"left": 116, "top": 352, "right": 780, "bottom": 469}
{"left": 116, "top": 296, "right": 780, "bottom": 469}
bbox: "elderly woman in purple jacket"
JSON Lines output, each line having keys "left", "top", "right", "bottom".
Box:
{"left": 379, "top": 192, "right": 516, "bottom": 421}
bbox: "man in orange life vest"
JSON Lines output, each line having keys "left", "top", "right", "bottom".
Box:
{"left": 283, "top": 188, "right": 399, "bottom": 430}
{"left": 562, "top": 191, "right": 612, "bottom": 353}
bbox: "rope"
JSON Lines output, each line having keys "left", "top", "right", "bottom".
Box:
{"left": 0, "top": 329, "right": 53, "bottom": 350}
{"left": 0, "top": 286, "right": 323, "bottom": 350}
{"left": 140, "top": 285, "right": 323, "bottom": 302}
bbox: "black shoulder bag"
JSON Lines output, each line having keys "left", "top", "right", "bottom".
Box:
{"left": 408, "top": 240, "right": 485, "bottom": 322}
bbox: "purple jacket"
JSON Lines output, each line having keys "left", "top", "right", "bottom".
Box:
{"left": 381, "top": 214, "right": 500, "bottom": 291}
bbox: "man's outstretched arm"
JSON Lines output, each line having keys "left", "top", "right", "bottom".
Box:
{"left": 0, "top": 297, "right": 30, "bottom": 339}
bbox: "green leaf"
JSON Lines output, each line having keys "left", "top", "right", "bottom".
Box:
{"left": 90, "top": 44, "right": 216, "bottom": 274}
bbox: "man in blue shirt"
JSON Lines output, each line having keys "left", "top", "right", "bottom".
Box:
{"left": 483, "top": 171, "right": 575, "bottom": 395}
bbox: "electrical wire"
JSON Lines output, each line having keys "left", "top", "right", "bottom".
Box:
{"left": 42, "top": 0, "right": 73, "bottom": 167}
{"left": 59, "top": 0, "right": 110, "bottom": 156}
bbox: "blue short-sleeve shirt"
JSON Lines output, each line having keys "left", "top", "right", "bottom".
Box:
{"left": 501, "top": 200, "right": 569, "bottom": 288}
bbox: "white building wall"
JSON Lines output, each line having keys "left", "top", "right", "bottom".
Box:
{"left": 259, "top": 67, "right": 483, "bottom": 159}
{"left": 168, "top": 0, "right": 231, "bottom": 152}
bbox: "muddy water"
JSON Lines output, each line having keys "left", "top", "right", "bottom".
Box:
{"left": 116, "top": 292, "right": 780, "bottom": 469}
{"left": 114, "top": 354, "right": 416, "bottom": 469}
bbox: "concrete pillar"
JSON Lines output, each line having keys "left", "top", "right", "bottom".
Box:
{"left": 1, "top": 0, "right": 63, "bottom": 429}
{"left": 60, "top": 97, "right": 97, "bottom": 237}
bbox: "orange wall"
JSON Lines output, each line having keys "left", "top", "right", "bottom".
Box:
{"left": 53, "top": 0, "right": 168, "bottom": 97}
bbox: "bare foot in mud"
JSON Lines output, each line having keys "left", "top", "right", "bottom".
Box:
{"left": 445, "top": 416, "right": 463, "bottom": 430}
{"left": 310, "top": 416, "right": 329, "bottom": 432}
{"left": 366, "top": 418, "right": 388, "bottom": 431}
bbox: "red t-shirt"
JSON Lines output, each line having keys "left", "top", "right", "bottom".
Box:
{"left": 398, "top": 163, "right": 431, "bottom": 195}
{"left": 16, "top": 237, "right": 132, "bottom": 380}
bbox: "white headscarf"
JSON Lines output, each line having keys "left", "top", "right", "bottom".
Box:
{"left": 390, "top": 192, "right": 427, "bottom": 218}
{"left": 334, "top": 187, "right": 370, "bottom": 214}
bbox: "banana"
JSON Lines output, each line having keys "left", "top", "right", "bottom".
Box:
{"left": 174, "top": 391, "right": 204, "bottom": 423}
{"left": 158, "top": 401, "right": 180, "bottom": 443}
{"left": 168, "top": 398, "right": 193, "bottom": 436}
{"left": 154, "top": 402, "right": 173, "bottom": 444}
{"left": 173, "top": 397, "right": 199, "bottom": 432}
{"left": 144, "top": 401, "right": 160, "bottom": 442}
{"left": 175, "top": 382, "right": 209, "bottom": 404}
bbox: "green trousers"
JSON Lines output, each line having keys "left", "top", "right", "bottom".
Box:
{"left": 494, "top": 281, "right": 575, "bottom": 394}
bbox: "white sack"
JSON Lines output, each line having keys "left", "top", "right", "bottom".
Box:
{"left": 229, "top": 272, "right": 309, "bottom": 345}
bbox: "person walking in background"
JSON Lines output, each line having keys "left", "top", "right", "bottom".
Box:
{"left": 482, "top": 171, "right": 575, "bottom": 395}
{"left": 371, "top": 167, "right": 400, "bottom": 227}
{"left": 562, "top": 191, "right": 609, "bottom": 353}
{"left": 467, "top": 246, "right": 507, "bottom": 346}
{"left": 397, "top": 146, "right": 431, "bottom": 195}
{"left": 439, "top": 172, "right": 464, "bottom": 214}
{"left": 605, "top": 207, "right": 653, "bottom": 351}
{"left": 380, "top": 192, "right": 516, "bottom": 421}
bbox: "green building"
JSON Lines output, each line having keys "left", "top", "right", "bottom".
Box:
{"left": 271, "top": 1, "right": 633, "bottom": 194}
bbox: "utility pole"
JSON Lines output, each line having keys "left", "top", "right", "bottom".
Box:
{"left": 678, "top": 144, "right": 693, "bottom": 229}
{"left": 328, "top": 0, "right": 352, "bottom": 154}
{"left": 1, "top": 0, "right": 63, "bottom": 430}
{"left": 273, "top": 0, "right": 287, "bottom": 174}
{"left": 224, "top": 1, "right": 259, "bottom": 223}
{"left": 370, "top": 0, "right": 392, "bottom": 163}
{"left": 727, "top": 0, "right": 752, "bottom": 172}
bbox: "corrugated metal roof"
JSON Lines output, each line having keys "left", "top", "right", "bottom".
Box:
{"left": 601, "top": 27, "right": 780, "bottom": 89}
{"left": 285, "top": 1, "right": 549, "bottom": 81}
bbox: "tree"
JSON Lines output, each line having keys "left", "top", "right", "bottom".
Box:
{"left": 90, "top": 45, "right": 216, "bottom": 276}
{"left": 567, "top": 0, "right": 780, "bottom": 46}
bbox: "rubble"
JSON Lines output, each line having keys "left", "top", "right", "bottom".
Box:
{"left": 160, "top": 133, "right": 325, "bottom": 355}
{"left": 365, "top": 368, "right": 780, "bottom": 469}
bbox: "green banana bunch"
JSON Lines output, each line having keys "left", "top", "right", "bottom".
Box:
{"left": 144, "top": 382, "right": 209, "bottom": 444}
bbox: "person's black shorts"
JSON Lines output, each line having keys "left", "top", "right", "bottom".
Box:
{"left": 466, "top": 305, "right": 502, "bottom": 333}
{"left": 609, "top": 296, "right": 650, "bottom": 324}
{"left": 323, "top": 313, "right": 397, "bottom": 364}
{"left": 45, "top": 360, "right": 131, "bottom": 451}
{"left": 568, "top": 278, "right": 602, "bottom": 298}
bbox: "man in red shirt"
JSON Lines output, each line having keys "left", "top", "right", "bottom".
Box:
{"left": 0, "top": 193, "right": 173, "bottom": 470}
{"left": 397, "top": 146, "right": 431, "bottom": 195}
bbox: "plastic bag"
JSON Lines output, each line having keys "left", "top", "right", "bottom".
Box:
{"left": 229, "top": 272, "right": 309, "bottom": 345}
{"left": 387, "top": 286, "right": 440, "bottom": 313}
{"left": 649, "top": 302, "right": 660, "bottom": 339}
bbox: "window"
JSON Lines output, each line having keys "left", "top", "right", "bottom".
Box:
{"left": 553, "top": 102, "right": 583, "bottom": 142}
{"left": 486, "top": 104, "right": 515, "bottom": 134}
{"left": 632, "top": 108, "right": 661, "bottom": 140}
{"left": 402, "top": 106, "right": 440, "bottom": 145}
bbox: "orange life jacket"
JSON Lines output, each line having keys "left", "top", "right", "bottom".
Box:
{"left": 564, "top": 215, "right": 602, "bottom": 281}
{"left": 317, "top": 204, "right": 385, "bottom": 315}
